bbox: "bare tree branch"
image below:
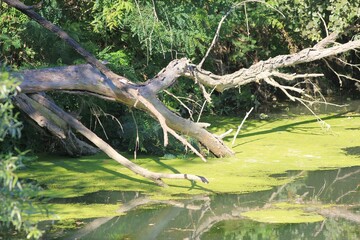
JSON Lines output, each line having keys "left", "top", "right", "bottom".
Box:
{"left": 193, "top": 39, "right": 360, "bottom": 92}
{"left": 26, "top": 93, "right": 210, "bottom": 185}
{"left": 232, "top": 107, "right": 254, "bottom": 146}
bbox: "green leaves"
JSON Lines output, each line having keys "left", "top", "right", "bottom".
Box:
{"left": 91, "top": 0, "right": 134, "bottom": 32}
{"left": 0, "top": 71, "right": 43, "bottom": 239}
{"left": 0, "top": 72, "right": 22, "bottom": 141}
{"left": 0, "top": 4, "right": 35, "bottom": 67}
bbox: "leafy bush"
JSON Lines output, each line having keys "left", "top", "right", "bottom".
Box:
{"left": 0, "top": 71, "right": 44, "bottom": 239}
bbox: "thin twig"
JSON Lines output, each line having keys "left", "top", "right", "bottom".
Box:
{"left": 272, "top": 72, "right": 324, "bottom": 81}
{"left": 163, "top": 10, "right": 174, "bottom": 59}
{"left": 137, "top": 94, "right": 169, "bottom": 146}
{"left": 164, "top": 90, "right": 194, "bottom": 121}
{"left": 134, "top": 0, "right": 150, "bottom": 64}
{"left": 294, "top": 97, "right": 331, "bottom": 131}
{"left": 197, "top": 87, "right": 216, "bottom": 123}
{"left": 244, "top": 3, "right": 250, "bottom": 38}
{"left": 198, "top": 0, "right": 284, "bottom": 69}
{"left": 91, "top": 107, "right": 109, "bottom": 140}
{"left": 167, "top": 128, "right": 207, "bottom": 162}
{"left": 335, "top": 57, "right": 360, "bottom": 71}
{"left": 218, "top": 129, "right": 233, "bottom": 140}
{"left": 131, "top": 110, "right": 140, "bottom": 160}
{"left": 324, "top": 58, "right": 360, "bottom": 83}
{"left": 323, "top": 59, "right": 343, "bottom": 86}
{"left": 317, "top": 13, "right": 329, "bottom": 37}
{"left": 232, "top": 107, "right": 254, "bottom": 146}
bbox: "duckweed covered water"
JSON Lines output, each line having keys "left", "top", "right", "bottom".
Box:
{"left": 17, "top": 111, "right": 360, "bottom": 239}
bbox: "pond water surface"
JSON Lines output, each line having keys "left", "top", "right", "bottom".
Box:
{"left": 44, "top": 166, "right": 360, "bottom": 240}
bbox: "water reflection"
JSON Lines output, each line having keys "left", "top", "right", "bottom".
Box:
{"left": 47, "top": 166, "right": 360, "bottom": 240}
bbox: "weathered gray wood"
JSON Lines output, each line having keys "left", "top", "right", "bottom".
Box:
{"left": 13, "top": 93, "right": 99, "bottom": 156}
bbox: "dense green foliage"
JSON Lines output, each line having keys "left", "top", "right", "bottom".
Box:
{"left": 0, "top": 71, "right": 43, "bottom": 239}
{"left": 1, "top": 0, "right": 359, "bottom": 155}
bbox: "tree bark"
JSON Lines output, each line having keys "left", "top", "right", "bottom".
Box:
{"left": 24, "top": 93, "right": 209, "bottom": 186}
{"left": 13, "top": 93, "right": 99, "bottom": 156}
{"left": 4, "top": 0, "right": 360, "bottom": 185}
{"left": 193, "top": 39, "right": 360, "bottom": 92}
{"left": 17, "top": 62, "right": 234, "bottom": 157}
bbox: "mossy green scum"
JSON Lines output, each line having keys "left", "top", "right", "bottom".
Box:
{"left": 19, "top": 113, "right": 360, "bottom": 221}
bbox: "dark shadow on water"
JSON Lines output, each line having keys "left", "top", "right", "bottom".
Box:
{"left": 186, "top": 180, "right": 217, "bottom": 193}
{"left": 231, "top": 137, "right": 264, "bottom": 149}
{"left": 269, "top": 170, "right": 302, "bottom": 178}
{"left": 342, "top": 146, "right": 360, "bottom": 156}
{"left": 49, "top": 191, "right": 144, "bottom": 204}
{"left": 151, "top": 159, "right": 215, "bottom": 192}
{"left": 50, "top": 157, "right": 215, "bottom": 192}
{"left": 345, "top": 127, "right": 360, "bottom": 130}
{"left": 97, "top": 165, "right": 158, "bottom": 186}
{"left": 51, "top": 159, "right": 158, "bottom": 186}
{"left": 239, "top": 113, "right": 356, "bottom": 139}
{"left": 153, "top": 159, "right": 180, "bottom": 174}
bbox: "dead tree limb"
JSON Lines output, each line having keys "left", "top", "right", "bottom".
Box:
{"left": 24, "top": 93, "right": 209, "bottom": 186}
{"left": 16, "top": 62, "right": 234, "bottom": 158}
{"left": 193, "top": 39, "right": 360, "bottom": 92}
{"left": 4, "top": 0, "right": 360, "bottom": 186}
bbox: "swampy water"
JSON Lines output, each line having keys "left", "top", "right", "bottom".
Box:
{"left": 44, "top": 166, "right": 360, "bottom": 240}
{"left": 18, "top": 109, "right": 360, "bottom": 239}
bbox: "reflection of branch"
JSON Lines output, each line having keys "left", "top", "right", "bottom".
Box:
{"left": 65, "top": 217, "right": 114, "bottom": 240}
{"left": 335, "top": 187, "right": 358, "bottom": 203}
{"left": 328, "top": 168, "right": 360, "bottom": 203}
{"left": 117, "top": 196, "right": 202, "bottom": 213}
{"left": 67, "top": 167, "right": 359, "bottom": 239}
{"left": 330, "top": 168, "right": 360, "bottom": 187}
{"left": 67, "top": 195, "right": 207, "bottom": 240}
{"left": 313, "top": 220, "right": 326, "bottom": 237}
{"left": 268, "top": 171, "right": 305, "bottom": 202}
{"left": 333, "top": 168, "right": 360, "bottom": 182}
{"left": 317, "top": 207, "right": 360, "bottom": 224}
{"left": 192, "top": 214, "right": 240, "bottom": 240}
{"left": 316, "top": 179, "right": 327, "bottom": 198}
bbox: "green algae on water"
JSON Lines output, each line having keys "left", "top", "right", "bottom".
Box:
{"left": 241, "top": 208, "right": 324, "bottom": 223}
{"left": 18, "top": 113, "right": 360, "bottom": 214}
{"left": 32, "top": 203, "right": 123, "bottom": 221}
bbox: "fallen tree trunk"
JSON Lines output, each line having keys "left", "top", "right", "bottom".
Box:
{"left": 4, "top": 0, "right": 360, "bottom": 186}
{"left": 19, "top": 93, "right": 209, "bottom": 186}
{"left": 16, "top": 61, "right": 234, "bottom": 158}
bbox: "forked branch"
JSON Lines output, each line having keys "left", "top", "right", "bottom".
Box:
{"left": 26, "top": 93, "right": 209, "bottom": 186}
